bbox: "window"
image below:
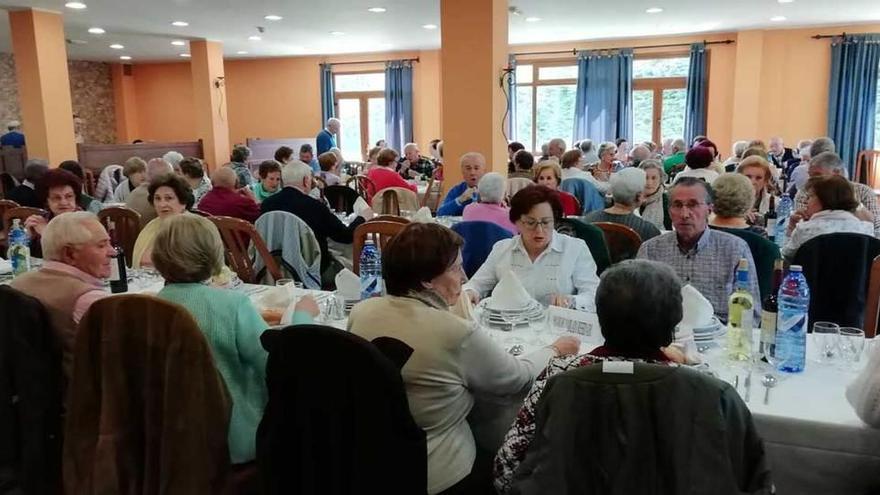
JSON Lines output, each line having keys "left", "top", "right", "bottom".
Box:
{"left": 334, "top": 72, "right": 385, "bottom": 161}
{"left": 632, "top": 57, "right": 689, "bottom": 145}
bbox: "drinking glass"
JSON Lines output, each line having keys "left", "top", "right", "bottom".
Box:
{"left": 838, "top": 327, "right": 866, "bottom": 370}
{"left": 275, "top": 279, "right": 294, "bottom": 287}
{"left": 812, "top": 321, "right": 840, "bottom": 364}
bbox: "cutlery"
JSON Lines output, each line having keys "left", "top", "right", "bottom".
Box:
{"left": 744, "top": 371, "right": 752, "bottom": 402}
{"left": 762, "top": 374, "right": 777, "bottom": 405}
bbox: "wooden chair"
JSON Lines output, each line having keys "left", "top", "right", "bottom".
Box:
{"left": 82, "top": 168, "right": 97, "bottom": 197}
{"left": 373, "top": 215, "right": 410, "bottom": 224}
{"left": 207, "top": 215, "right": 283, "bottom": 284}
{"left": 352, "top": 220, "right": 406, "bottom": 275}
{"left": 854, "top": 149, "right": 880, "bottom": 188}
{"left": 97, "top": 206, "right": 142, "bottom": 267}
{"left": 0, "top": 198, "right": 20, "bottom": 251}
{"left": 190, "top": 208, "right": 213, "bottom": 218}
{"left": 324, "top": 185, "right": 361, "bottom": 215}
{"left": 0, "top": 172, "right": 16, "bottom": 199}
{"left": 863, "top": 255, "right": 880, "bottom": 338}
{"left": 372, "top": 187, "right": 420, "bottom": 216}
{"left": 506, "top": 177, "right": 533, "bottom": 199}
{"left": 592, "top": 222, "right": 642, "bottom": 265}
{"left": 346, "top": 174, "right": 377, "bottom": 201}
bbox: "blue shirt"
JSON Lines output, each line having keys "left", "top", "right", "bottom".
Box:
{"left": 437, "top": 181, "right": 479, "bottom": 216}
{"left": 0, "top": 131, "right": 25, "bottom": 147}
{"left": 316, "top": 129, "right": 336, "bottom": 155}
{"left": 308, "top": 159, "right": 320, "bottom": 174}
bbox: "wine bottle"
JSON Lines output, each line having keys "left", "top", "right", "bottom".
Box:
{"left": 760, "top": 259, "right": 784, "bottom": 358}
{"left": 765, "top": 195, "right": 778, "bottom": 241}
{"left": 108, "top": 220, "right": 128, "bottom": 294}
{"left": 726, "top": 258, "right": 754, "bottom": 362}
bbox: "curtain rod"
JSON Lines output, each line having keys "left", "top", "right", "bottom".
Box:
{"left": 327, "top": 57, "right": 419, "bottom": 66}
{"left": 511, "top": 39, "right": 735, "bottom": 57}
{"left": 812, "top": 32, "right": 845, "bottom": 40}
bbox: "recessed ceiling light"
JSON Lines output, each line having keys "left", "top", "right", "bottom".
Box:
{"left": 180, "top": 53, "right": 191, "bottom": 58}
{"left": 109, "top": 44, "right": 124, "bottom": 49}
{"left": 368, "top": 7, "right": 387, "bottom": 13}
{"left": 87, "top": 27, "right": 105, "bottom": 34}
{"left": 422, "top": 24, "right": 438, "bottom": 30}
{"left": 525, "top": 17, "right": 541, "bottom": 22}
{"left": 237, "top": 51, "right": 248, "bottom": 55}
{"left": 119, "top": 55, "right": 131, "bottom": 60}
{"left": 65, "top": 2, "right": 87, "bottom": 9}
{"left": 264, "top": 14, "right": 283, "bottom": 21}
{"left": 171, "top": 40, "right": 186, "bottom": 46}
{"left": 778, "top": 0, "right": 794, "bottom": 3}
{"left": 770, "top": 15, "right": 786, "bottom": 21}
{"left": 171, "top": 21, "right": 189, "bottom": 27}
{"left": 646, "top": 7, "right": 663, "bottom": 14}
{"left": 330, "top": 31, "right": 345, "bottom": 36}
{"left": 248, "top": 35, "right": 262, "bottom": 41}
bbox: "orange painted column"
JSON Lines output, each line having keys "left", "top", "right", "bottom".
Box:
{"left": 440, "top": 0, "right": 509, "bottom": 187}
{"left": 111, "top": 63, "right": 139, "bottom": 144}
{"left": 8, "top": 9, "right": 77, "bottom": 164}
{"left": 730, "top": 30, "right": 765, "bottom": 142}
{"left": 190, "top": 40, "right": 230, "bottom": 172}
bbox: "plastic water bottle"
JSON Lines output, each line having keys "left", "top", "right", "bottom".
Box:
{"left": 359, "top": 234, "right": 383, "bottom": 299}
{"left": 774, "top": 193, "right": 793, "bottom": 248}
{"left": 7, "top": 218, "right": 31, "bottom": 277}
{"left": 774, "top": 265, "right": 810, "bottom": 373}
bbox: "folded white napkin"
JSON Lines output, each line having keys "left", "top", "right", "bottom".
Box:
{"left": 489, "top": 270, "right": 533, "bottom": 310}
{"left": 410, "top": 207, "right": 434, "bottom": 224}
{"left": 0, "top": 257, "right": 10, "bottom": 275}
{"left": 335, "top": 268, "right": 361, "bottom": 301}
{"left": 353, "top": 196, "right": 370, "bottom": 217}
{"left": 678, "top": 284, "right": 715, "bottom": 331}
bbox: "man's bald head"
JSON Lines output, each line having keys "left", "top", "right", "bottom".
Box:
{"left": 213, "top": 166, "right": 238, "bottom": 189}
{"left": 146, "top": 158, "right": 173, "bottom": 183}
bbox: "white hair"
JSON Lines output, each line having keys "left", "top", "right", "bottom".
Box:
{"left": 146, "top": 158, "right": 173, "bottom": 182}
{"left": 672, "top": 138, "right": 687, "bottom": 152}
{"left": 459, "top": 152, "right": 486, "bottom": 168}
{"left": 282, "top": 161, "right": 313, "bottom": 187}
{"left": 732, "top": 140, "right": 749, "bottom": 158}
{"left": 549, "top": 138, "right": 567, "bottom": 150}
{"left": 610, "top": 167, "right": 647, "bottom": 206}
{"left": 403, "top": 142, "right": 419, "bottom": 154}
{"left": 327, "top": 117, "right": 341, "bottom": 128}
{"left": 162, "top": 151, "right": 184, "bottom": 167}
{"left": 41, "top": 212, "right": 102, "bottom": 262}
{"left": 477, "top": 172, "right": 505, "bottom": 203}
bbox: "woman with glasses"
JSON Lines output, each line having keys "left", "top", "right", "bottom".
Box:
{"left": 463, "top": 185, "right": 599, "bottom": 311}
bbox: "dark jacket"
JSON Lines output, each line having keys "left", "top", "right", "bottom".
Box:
{"left": 510, "top": 363, "right": 772, "bottom": 495}
{"left": 261, "top": 187, "right": 365, "bottom": 273}
{"left": 0, "top": 286, "right": 63, "bottom": 495}
{"left": 6, "top": 184, "right": 39, "bottom": 208}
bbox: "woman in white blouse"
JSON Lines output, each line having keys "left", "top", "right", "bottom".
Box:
{"left": 783, "top": 175, "right": 875, "bottom": 260}
{"left": 464, "top": 185, "right": 599, "bottom": 311}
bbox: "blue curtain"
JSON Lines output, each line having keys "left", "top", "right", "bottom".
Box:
{"left": 385, "top": 60, "right": 414, "bottom": 152}
{"left": 507, "top": 55, "right": 517, "bottom": 142}
{"left": 828, "top": 34, "right": 880, "bottom": 177}
{"left": 684, "top": 42, "right": 708, "bottom": 144}
{"left": 573, "top": 49, "right": 633, "bottom": 143}
{"left": 320, "top": 63, "right": 335, "bottom": 123}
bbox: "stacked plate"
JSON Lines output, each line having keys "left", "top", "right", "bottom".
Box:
{"left": 693, "top": 316, "right": 726, "bottom": 343}
{"left": 477, "top": 298, "right": 545, "bottom": 329}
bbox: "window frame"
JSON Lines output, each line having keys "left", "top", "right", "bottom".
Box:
{"left": 333, "top": 70, "right": 385, "bottom": 161}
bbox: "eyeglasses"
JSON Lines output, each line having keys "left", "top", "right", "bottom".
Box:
{"left": 520, "top": 218, "right": 554, "bottom": 231}
{"left": 669, "top": 201, "right": 707, "bottom": 211}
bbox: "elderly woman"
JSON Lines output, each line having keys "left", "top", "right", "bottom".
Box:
{"left": 131, "top": 173, "right": 194, "bottom": 268}
{"left": 533, "top": 160, "right": 581, "bottom": 216}
{"left": 347, "top": 222, "right": 579, "bottom": 494}
{"left": 152, "top": 214, "right": 317, "bottom": 465}
{"left": 23, "top": 169, "right": 87, "bottom": 257}
{"left": 112, "top": 156, "right": 147, "bottom": 203}
{"left": 783, "top": 175, "right": 875, "bottom": 260}
{"left": 723, "top": 140, "right": 750, "bottom": 172}
{"left": 672, "top": 146, "right": 719, "bottom": 185}
{"left": 493, "top": 260, "right": 685, "bottom": 493}
{"left": 462, "top": 172, "right": 517, "bottom": 233}
{"left": 708, "top": 173, "right": 769, "bottom": 238}
{"left": 465, "top": 185, "right": 599, "bottom": 310}
{"left": 590, "top": 141, "right": 623, "bottom": 184}
{"left": 366, "top": 146, "right": 383, "bottom": 172}
{"left": 180, "top": 157, "right": 213, "bottom": 206}
{"left": 58, "top": 160, "right": 102, "bottom": 213}
{"left": 638, "top": 159, "right": 671, "bottom": 230}
{"left": 365, "top": 148, "right": 418, "bottom": 202}
{"left": 317, "top": 152, "right": 341, "bottom": 187}
{"left": 583, "top": 167, "right": 661, "bottom": 242}
{"left": 248, "top": 159, "right": 282, "bottom": 203}
{"left": 228, "top": 144, "right": 253, "bottom": 187}
{"left": 559, "top": 149, "right": 589, "bottom": 181}
{"left": 737, "top": 156, "right": 775, "bottom": 215}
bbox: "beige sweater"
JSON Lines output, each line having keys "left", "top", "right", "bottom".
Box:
{"left": 348, "top": 294, "right": 554, "bottom": 494}
{"left": 847, "top": 344, "right": 880, "bottom": 428}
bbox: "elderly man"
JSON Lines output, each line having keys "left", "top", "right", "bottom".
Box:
{"left": 768, "top": 136, "right": 794, "bottom": 168}
{"left": 197, "top": 167, "right": 260, "bottom": 223}
{"left": 316, "top": 118, "right": 341, "bottom": 155}
{"left": 162, "top": 150, "right": 184, "bottom": 174}
{"left": 637, "top": 177, "right": 759, "bottom": 320}
{"left": 297, "top": 143, "right": 320, "bottom": 173}
{"left": 6, "top": 159, "right": 48, "bottom": 207}
{"left": 663, "top": 138, "right": 687, "bottom": 174}
{"left": 398, "top": 142, "right": 435, "bottom": 179}
{"left": 261, "top": 161, "right": 373, "bottom": 285}
{"left": 436, "top": 152, "right": 487, "bottom": 216}
{"left": 583, "top": 167, "right": 661, "bottom": 242}
{"left": 792, "top": 151, "right": 880, "bottom": 237}
{"left": 10, "top": 212, "right": 114, "bottom": 377}
{"left": 628, "top": 144, "right": 651, "bottom": 168}
{"left": 126, "top": 157, "right": 173, "bottom": 226}
{"left": 548, "top": 138, "right": 566, "bottom": 161}
{"left": 0, "top": 120, "right": 25, "bottom": 147}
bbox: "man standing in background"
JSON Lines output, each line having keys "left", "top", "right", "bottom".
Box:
{"left": 0, "top": 120, "right": 24, "bottom": 147}
{"left": 316, "top": 118, "right": 341, "bottom": 155}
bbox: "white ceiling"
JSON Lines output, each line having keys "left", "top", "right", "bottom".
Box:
{"left": 0, "top": 0, "right": 877, "bottom": 62}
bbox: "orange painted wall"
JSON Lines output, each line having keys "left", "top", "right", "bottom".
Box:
{"left": 130, "top": 62, "right": 195, "bottom": 142}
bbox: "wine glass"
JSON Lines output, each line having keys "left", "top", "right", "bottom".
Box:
{"left": 812, "top": 321, "right": 840, "bottom": 364}
{"left": 838, "top": 327, "right": 866, "bottom": 371}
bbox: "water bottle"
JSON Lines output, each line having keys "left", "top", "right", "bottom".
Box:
{"left": 7, "top": 218, "right": 31, "bottom": 277}
{"left": 774, "top": 265, "right": 810, "bottom": 373}
{"left": 359, "top": 234, "right": 383, "bottom": 299}
{"left": 774, "top": 193, "right": 793, "bottom": 248}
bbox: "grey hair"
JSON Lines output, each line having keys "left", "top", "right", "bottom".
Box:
{"left": 477, "top": 172, "right": 506, "bottom": 203}
{"left": 460, "top": 152, "right": 486, "bottom": 168}
{"left": 671, "top": 138, "right": 687, "bottom": 152}
{"left": 152, "top": 213, "right": 224, "bottom": 284}
{"left": 810, "top": 137, "right": 836, "bottom": 158}
{"left": 23, "top": 159, "right": 49, "bottom": 182}
{"left": 146, "top": 158, "right": 173, "bottom": 182}
{"left": 609, "top": 167, "right": 646, "bottom": 206}
{"left": 597, "top": 141, "right": 617, "bottom": 159}
{"left": 549, "top": 138, "right": 567, "bottom": 151}
{"left": 810, "top": 151, "right": 846, "bottom": 176}
{"left": 795, "top": 139, "right": 813, "bottom": 151}
{"left": 282, "top": 160, "right": 313, "bottom": 187}
{"left": 597, "top": 259, "right": 682, "bottom": 352}
{"left": 732, "top": 140, "right": 749, "bottom": 158}
{"left": 578, "top": 139, "right": 594, "bottom": 153}
{"left": 639, "top": 158, "right": 667, "bottom": 183}
{"left": 712, "top": 173, "right": 754, "bottom": 218}
{"left": 670, "top": 176, "right": 714, "bottom": 204}
{"left": 327, "top": 117, "right": 341, "bottom": 127}
{"left": 41, "top": 211, "right": 102, "bottom": 262}
{"left": 162, "top": 151, "right": 184, "bottom": 167}
{"left": 403, "top": 142, "right": 419, "bottom": 154}
{"left": 541, "top": 142, "right": 549, "bottom": 154}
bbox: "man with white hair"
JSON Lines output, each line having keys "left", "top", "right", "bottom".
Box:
{"left": 10, "top": 212, "right": 115, "bottom": 377}
{"left": 0, "top": 120, "right": 24, "bottom": 147}
{"left": 437, "top": 152, "right": 487, "bottom": 216}
{"left": 197, "top": 167, "right": 260, "bottom": 223}
{"left": 628, "top": 144, "right": 651, "bottom": 168}
{"left": 316, "top": 118, "right": 341, "bottom": 155}
{"left": 663, "top": 138, "right": 687, "bottom": 174}
{"left": 723, "top": 141, "right": 750, "bottom": 172}
{"left": 398, "top": 142, "right": 435, "bottom": 179}
{"left": 548, "top": 138, "right": 567, "bottom": 161}
{"left": 162, "top": 150, "right": 185, "bottom": 173}
{"left": 261, "top": 161, "right": 373, "bottom": 285}
{"left": 126, "top": 157, "right": 173, "bottom": 226}
{"left": 582, "top": 167, "right": 661, "bottom": 242}
{"left": 768, "top": 136, "right": 794, "bottom": 168}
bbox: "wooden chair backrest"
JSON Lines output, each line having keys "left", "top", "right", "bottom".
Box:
{"left": 863, "top": 254, "right": 880, "bottom": 338}
{"left": 83, "top": 168, "right": 96, "bottom": 197}
{"left": 592, "top": 222, "right": 643, "bottom": 265}
{"left": 422, "top": 178, "right": 443, "bottom": 211}
{"left": 352, "top": 220, "right": 406, "bottom": 275}
{"left": 346, "top": 175, "right": 377, "bottom": 200}
{"left": 207, "top": 215, "right": 282, "bottom": 284}
{"left": 854, "top": 149, "right": 880, "bottom": 188}
{"left": 97, "top": 206, "right": 142, "bottom": 267}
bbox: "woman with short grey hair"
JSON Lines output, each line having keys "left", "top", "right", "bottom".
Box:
{"left": 591, "top": 141, "right": 623, "bottom": 184}
{"left": 462, "top": 172, "right": 516, "bottom": 233}
{"left": 638, "top": 159, "right": 670, "bottom": 230}
{"left": 583, "top": 167, "right": 661, "bottom": 244}
{"left": 709, "top": 173, "right": 768, "bottom": 237}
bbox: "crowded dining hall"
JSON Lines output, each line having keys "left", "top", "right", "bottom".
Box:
{"left": 2, "top": 0, "right": 880, "bottom": 494}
